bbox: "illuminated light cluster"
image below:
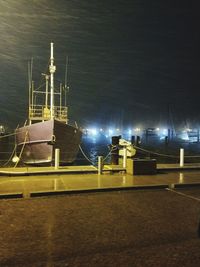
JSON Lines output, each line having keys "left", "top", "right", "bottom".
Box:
{"left": 83, "top": 127, "right": 143, "bottom": 137}
{"left": 134, "top": 128, "right": 141, "bottom": 132}
{"left": 85, "top": 128, "right": 98, "bottom": 136}
{"left": 82, "top": 125, "right": 200, "bottom": 143}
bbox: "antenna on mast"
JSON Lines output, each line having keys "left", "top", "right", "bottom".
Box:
{"left": 28, "top": 57, "right": 33, "bottom": 124}
{"left": 49, "top": 42, "right": 56, "bottom": 119}
{"left": 64, "top": 56, "right": 69, "bottom": 107}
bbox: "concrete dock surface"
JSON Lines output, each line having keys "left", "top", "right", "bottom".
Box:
{"left": 1, "top": 165, "right": 200, "bottom": 266}
{"left": 1, "top": 164, "right": 200, "bottom": 197}
{"left": 0, "top": 187, "right": 200, "bottom": 266}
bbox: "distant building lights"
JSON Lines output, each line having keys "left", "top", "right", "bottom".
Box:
{"left": 88, "top": 128, "right": 97, "bottom": 136}
{"left": 162, "top": 128, "right": 168, "bottom": 135}
{"left": 186, "top": 128, "right": 192, "bottom": 132}
{"left": 134, "top": 128, "right": 140, "bottom": 132}
{"left": 108, "top": 129, "right": 113, "bottom": 135}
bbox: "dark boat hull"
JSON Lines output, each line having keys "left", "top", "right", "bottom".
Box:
{"left": 16, "top": 120, "right": 82, "bottom": 165}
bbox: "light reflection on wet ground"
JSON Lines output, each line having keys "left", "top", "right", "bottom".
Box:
{"left": 0, "top": 170, "right": 200, "bottom": 196}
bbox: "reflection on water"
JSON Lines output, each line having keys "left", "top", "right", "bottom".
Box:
{"left": 76, "top": 135, "right": 111, "bottom": 165}
{"left": 179, "top": 173, "right": 184, "bottom": 184}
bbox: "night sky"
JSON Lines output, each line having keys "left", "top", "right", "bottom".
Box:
{"left": 0, "top": 0, "right": 200, "bottom": 131}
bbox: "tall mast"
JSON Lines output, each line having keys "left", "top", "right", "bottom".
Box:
{"left": 49, "top": 42, "right": 56, "bottom": 119}
{"left": 28, "top": 58, "right": 33, "bottom": 125}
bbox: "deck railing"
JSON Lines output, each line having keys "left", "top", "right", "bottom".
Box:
{"left": 29, "top": 105, "right": 68, "bottom": 122}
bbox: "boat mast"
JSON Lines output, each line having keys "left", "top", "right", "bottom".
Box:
{"left": 49, "top": 42, "right": 56, "bottom": 119}
{"left": 28, "top": 58, "right": 33, "bottom": 125}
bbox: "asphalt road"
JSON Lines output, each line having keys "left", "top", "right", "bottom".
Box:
{"left": 0, "top": 188, "right": 200, "bottom": 267}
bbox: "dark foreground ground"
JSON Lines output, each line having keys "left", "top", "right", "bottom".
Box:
{"left": 0, "top": 188, "right": 200, "bottom": 267}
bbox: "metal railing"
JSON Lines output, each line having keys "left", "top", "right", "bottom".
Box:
{"left": 29, "top": 105, "right": 68, "bottom": 122}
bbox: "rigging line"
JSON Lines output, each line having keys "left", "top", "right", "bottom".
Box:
{"left": 166, "top": 188, "right": 200, "bottom": 202}
{"left": 0, "top": 132, "right": 16, "bottom": 139}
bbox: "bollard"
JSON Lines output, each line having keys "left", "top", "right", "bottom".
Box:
{"left": 55, "top": 148, "right": 60, "bottom": 169}
{"left": 98, "top": 156, "right": 103, "bottom": 175}
{"left": 180, "top": 148, "right": 184, "bottom": 167}
{"left": 123, "top": 147, "right": 127, "bottom": 168}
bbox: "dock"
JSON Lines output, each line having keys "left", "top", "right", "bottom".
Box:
{"left": 1, "top": 162, "right": 200, "bottom": 199}
{"left": 0, "top": 164, "right": 125, "bottom": 176}
{"left": 1, "top": 161, "right": 200, "bottom": 176}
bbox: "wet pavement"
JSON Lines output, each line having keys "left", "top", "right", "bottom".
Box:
{"left": 1, "top": 168, "right": 200, "bottom": 197}
{"left": 0, "top": 187, "right": 200, "bottom": 266}
{"left": 1, "top": 168, "right": 200, "bottom": 266}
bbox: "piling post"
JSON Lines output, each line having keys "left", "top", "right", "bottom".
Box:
{"left": 55, "top": 148, "right": 60, "bottom": 169}
{"left": 111, "top": 136, "right": 120, "bottom": 165}
{"left": 98, "top": 156, "right": 103, "bottom": 175}
{"left": 180, "top": 148, "right": 184, "bottom": 167}
{"left": 136, "top": 136, "right": 141, "bottom": 146}
{"left": 131, "top": 135, "right": 135, "bottom": 145}
{"left": 168, "top": 128, "right": 171, "bottom": 141}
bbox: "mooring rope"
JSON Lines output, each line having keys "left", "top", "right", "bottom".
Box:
{"left": 133, "top": 144, "right": 200, "bottom": 159}
{"left": 78, "top": 145, "right": 94, "bottom": 165}
{"left": 102, "top": 145, "right": 118, "bottom": 162}
{"left": 3, "top": 144, "right": 17, "bottom": 167}
{"left": 78, "top": 144, "right": 118, "bottom": 166}
{"left": 14, "top": 131, "right": 29, "bottom": 168}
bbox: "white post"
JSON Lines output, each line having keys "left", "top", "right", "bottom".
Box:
{"left": 55, "top": 148, "right": 60, "bottom": 169}
{"left": 98, "top": 156, "right": 103, "bottom": 175}
{"left": 123, "top": 147, "right": 127, "bottom": 168}
{"left": 180, "top": 148, "right": 184, "bottom": 167}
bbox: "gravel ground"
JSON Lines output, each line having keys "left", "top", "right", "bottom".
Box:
{"left": 0, "top": 189, "right": 200, "bottom": 267}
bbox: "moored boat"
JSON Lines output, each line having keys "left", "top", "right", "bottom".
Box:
{"left": 15, "top": 43, "right": 82, "bottom": 165}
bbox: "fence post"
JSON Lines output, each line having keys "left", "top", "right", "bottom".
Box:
{"left": 123, "top": 147, "right": 127, "bottom": 168}
{"left": 55, "top": 148, "right": 60, "bottom": 169}
{"left": 180, "top": 148, "right": 184, "bottom": 167}
{"left": 98, "top": 156, "right": 103, "bottom": 175}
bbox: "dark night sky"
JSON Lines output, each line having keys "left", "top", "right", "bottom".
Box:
{"left": 0, "top": 0, "right": 200, "bottom": 130}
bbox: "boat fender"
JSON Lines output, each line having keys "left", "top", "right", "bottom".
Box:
{"left": 48, "top": 135, "right": 56, "bottom": 145}
{"left": 12, "top": 155, "right": 20, "bottom": 163}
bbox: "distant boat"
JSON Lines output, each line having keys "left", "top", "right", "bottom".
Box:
{"left": 0, "top": 125, "right": 6, "bottom": 136}
{"left": 15, "top": 43, "right": 82, "bottom": 165}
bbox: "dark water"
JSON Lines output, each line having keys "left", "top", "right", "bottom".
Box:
{"left": 1, "top": 132, "right": 200, "bottom": 167}
{"left": 76, "top": 134, "right": 200, "bottom": 165}
{"left": 75, "top": 134, "right": 111, "bottom": 165}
